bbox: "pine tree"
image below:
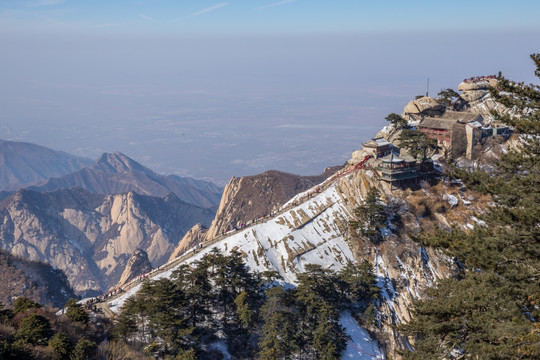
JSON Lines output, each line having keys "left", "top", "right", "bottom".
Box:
{"left": 258, "top": 286, "right": 297, "bottom": 360}
{"left": 402, "top": 53, "right": 540, "bottom": 359}
{"left": 385, "top": 113, "right": 410, "bottom": 129}
{"left": 173, "top": 263, "right": 212, "bottom": 329}
{"left": 144, "top": 278, "right": 193, "bottom": 355}
{"left": 312, "top": 302, "right": 345, "bottom": 360}
{"left": 113, "top": 298, "right": 138, "bottom": 342}
{"left": 337, "top": 260, "right": 380, "bottom": 306}
{"left": 294, "top": 265, "right": 346, "bottom": 358}
{"left": 70, "top": 338, "right": 96, "bottom": 360}
{"left": 234, "top": 291, "right": 254, "bottom": 330}
{"left": 15, "top": 314, "right": 52, "bottom": 346}
{"left": 350, "top": 187, "right": 388, "bottom": 244}
{"left": 49, "top": 331, "right": 72, "bottom": 359}
{"left": 12, "top": 297, "right": 41, "bottom": 314}
{"left": 437, "top": 88, "right": 460, "bottom": 107}
{"left": 65, "top": 299, "right": 88, "bottom": 325}
{"left": 399, "top": 128, "right": 439, "bottom": 161}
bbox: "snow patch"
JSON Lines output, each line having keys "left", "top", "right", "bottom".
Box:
{"left": 340, "top": 312, "right": 384, "bottom": 359}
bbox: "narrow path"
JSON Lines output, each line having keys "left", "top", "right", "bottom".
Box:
{"left": 99, "top": 156, "right": 373, "bottom": 310}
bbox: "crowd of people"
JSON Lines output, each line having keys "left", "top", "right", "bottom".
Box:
{"left": 86, "top": 156, "right": 373, "bottom": 309}
{"left": 463, "top": 75, "right": 497, "bottom": 83}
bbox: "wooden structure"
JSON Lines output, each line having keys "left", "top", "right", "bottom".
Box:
{"left": 374, "top": 153, "right": 420, "bottom": 187}
{"left": 362, "top": 137, "right": 394, "bottom": 159}
{"left": 418, "top": 111, "right": 484, "bottom": 152}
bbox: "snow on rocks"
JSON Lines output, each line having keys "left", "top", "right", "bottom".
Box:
{"left": 109, "top": 180, "right": 358, "bottom": 310}
{"left": 444, "top": 194, "right": 459, "bottom": 208}
{"left": 340, "top": 312, "right": 384, "bottom": 359}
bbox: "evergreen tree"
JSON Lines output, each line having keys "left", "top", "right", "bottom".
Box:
{"left": 234, "top": 291, "right": 254, "bottom": 330}
{"left": 258, "top": 286, "right": 297, "bottom": 360}
{"left": 437, "top": 88, "right": 460, "bottom": 106}
{"left": 70, "top": 338, "right": 96, "bottom": 360}
{"left": 113, "top": 298, "right": 138, "bottom": 342}
{"left": 15, "top": 314, "right": 52, "bottom": 346}
{"left": 312, "top": 302, "right": 345, "bottom": 360}
{"left": 12, "top": 297, "right": 41, "bottom": 314}
{"left": 403, "top": 53, "right": 540, "bottom": 359}
{"left": 209, "top": 250, "right": 261, "bottom": 328}
{"left": 294, "top": 265, "right": 346, "bottom": 359}
{"left": 337, "top": 260, "right": 380, "bottom": 306}
{"left": 65, "top": 299, "right": 88, "bottom": 325}
{"left": 350, "top": 187, "right": 388, "bottom": 244}
{"left": 399, "top": 128, "right": 439, "bottom": 161}
{"left": 173, "top": 263, "right": 212, "bottom": 330}
{"left": 142, "top": 278, "right": 193, "bottom": 355}
{"left": 49, "top": 331, "right": 72, "bottom": 359}
{"left": 385, "top": 113, "right": 410, "bottom": 129}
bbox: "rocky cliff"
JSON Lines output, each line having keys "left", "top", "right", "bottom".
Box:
{"left": 29, "top": 152, "right": 223, "bottom": 208}
{"left": 109, "top": 162, "right": 493, "bottom": 357}
{"left": 168, "top": 223, "right": 208, "bottom": 261}
{"left": 203, "top": 167, "right": 341, "bottom": 241}
{"left": 455, "top": 77, "right": 511, "bottom": 115}
{"left": 0, "top": 187, "right": 214, "bottom": 295}
{"left": 117, "top": 248, "right": 153, "bottom": 289}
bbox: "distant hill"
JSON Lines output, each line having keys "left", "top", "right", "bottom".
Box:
{"left": 0, "top": 139, "right": 93, "bottom": 190}
{"left": 29, "top": 152, "right": 223, "bottom": 208}
{"left": 0, "top": 248, "right": 76, "bottom": 308}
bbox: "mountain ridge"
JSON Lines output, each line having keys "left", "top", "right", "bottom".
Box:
{"left": 0, "top": 187, "right": 215, "bottom": 295}
{"left": 28, "top": 151, "right": 223, "bottom": 208}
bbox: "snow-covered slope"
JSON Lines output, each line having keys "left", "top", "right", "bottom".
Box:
{"left": 107, "top": 167, "right": 477, "bottom": 358}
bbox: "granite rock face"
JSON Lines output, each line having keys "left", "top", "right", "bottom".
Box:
{"left": 403, "top": 96, "right": 445, "bottom": 116}
{"left": 117, "top": 248, "right": 153, "bottom": 289}
{"left": 169, "top": 223, "right": 208, "bottom": 261}
{"left": 0, "top": 188, "right": 214, "bottom": 295}
{"left": 204, "top": 167, "right": 342, "bottom": 241}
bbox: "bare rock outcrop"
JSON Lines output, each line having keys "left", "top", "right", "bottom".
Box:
{"left": 168, "top": 223, "right": 208, "bottom": 261}
{"left": 403, "top": 96, "right": 445, "bottom": 116}
{"left": 0, "top": 188, "right": 214, "bottom": 295}
{"left": 454, "top": 78, "right": 514, "bottom": 116}
{"left": 204, "top": 167, "right": 341, "bottom": 241}
{"left": 116, "top": 248, "right": 153, "bottom": 289}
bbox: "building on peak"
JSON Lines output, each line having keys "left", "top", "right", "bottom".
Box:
{"left": 361, "top": 137, "right": 394, "bottom": 159}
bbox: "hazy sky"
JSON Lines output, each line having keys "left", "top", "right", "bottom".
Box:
{"left": 1, "top": 1, "right": 539, "bottom": 184}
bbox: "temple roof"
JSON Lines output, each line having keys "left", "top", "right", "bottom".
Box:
{"left": 418, "top": 118, "right": 458, "bottom": 130}
{"left": 440, "top": 110, "right": 484, "bottom": 123}
{"left": 363, "top": 137, "right": 392, "bottom": 148}
{"left": 380, "top": 153, "right": 416, "bottom": 163}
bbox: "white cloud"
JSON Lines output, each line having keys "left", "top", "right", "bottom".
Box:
{"left": 139, "top": 14, "right": 159, "bottom": 23}
{"left": 171, "top": 2, "right": 229, "bottom": 22}
{"left": 25, "top": 0, "right": 64, "bottom": 7}
{"left": 0, "top": 9, "right": 60, "bottom": 23}
{"left": 259, "top": 0, "right": 297, "bottom": 10}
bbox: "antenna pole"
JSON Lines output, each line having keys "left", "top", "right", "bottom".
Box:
{"left": 426, "top": 78, "right": 430, "bottom": 97}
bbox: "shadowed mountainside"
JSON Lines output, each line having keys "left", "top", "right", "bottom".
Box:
{"left": 0, "top": 248, "right": 76, "bottom": 308}
{"left": 0, "top": 139, "right": 93, "bottom": 191}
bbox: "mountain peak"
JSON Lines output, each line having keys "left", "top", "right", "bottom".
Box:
{"left": 96, "top": 152, "right": 147, "bottom": 173}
